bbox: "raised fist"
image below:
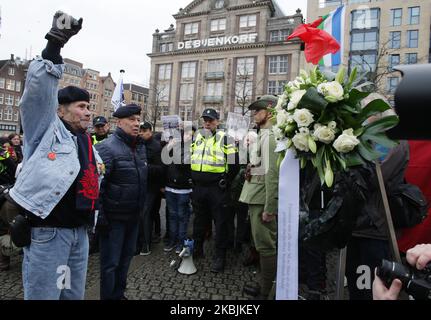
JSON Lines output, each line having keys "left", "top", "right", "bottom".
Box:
{"left": 45, "top": 11, "right": 83, "bottom": 47}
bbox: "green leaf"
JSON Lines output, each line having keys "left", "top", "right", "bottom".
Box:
{"left": 315, "top": 146, "right": 325, "bottom": 185}
{"left": 354, "top": 127, "right": 365, "bottom": 137}
{"left": 357, "top": 99, "right": 391, "bottom": 124}
{"left": 347, "top": 88, "right": 371, "bottom": 106}
{"left": 340, "top": 104, "right": 360, "bottom": 114}
{"left": 333, "top": 151, "right": 347, "bottom": 170}
{"left": 344, "top": 152, "right": 366, "bottom": 167}
{"left": 362, "top": 133, "right": 399, "bottom": 149}
{"left": 300, "top": 157, "right": 307, "bottom": 169}
{"left": 357, "top": 140, "right": 382, "bottom": 162}
{"left": 364, "top": 115, "right": 399, "bottom": 135}
{"left": 297, "top": 87, "right": 329, "bottom": 113}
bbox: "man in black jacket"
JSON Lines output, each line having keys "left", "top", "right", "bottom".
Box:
{"left": 95, "top": 104, "right": 148, "bottom": 300}
{"left": 136, "top": 122, "right": 163, "bottom": 255}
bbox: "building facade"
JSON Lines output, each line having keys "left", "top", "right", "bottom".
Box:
{"left": 0, "top": 54, "right": 29, "bottom": 134}
{"left": 148, "top": 0, "right": 304, "bottom": 126}
{"left": 308, "top": 0, "right": 431, "bottom": 104}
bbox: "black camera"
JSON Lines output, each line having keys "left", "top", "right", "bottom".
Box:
{"left": 377, "top": 259, "right": 431, "bottom": 300}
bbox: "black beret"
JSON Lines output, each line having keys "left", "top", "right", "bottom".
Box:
{"left": 248, "top": 95, "right": 279, "bottom": 111}
{"left": 93, "top": 116, "right": 108, "bottom": 126}
{"left": 58, "top": 86, "right": 90, "bottom": 105}
{"left": 113, "top": 104, "right": 141, "bottom": 119}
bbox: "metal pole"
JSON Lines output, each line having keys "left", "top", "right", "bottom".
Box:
{"left": 375, "top": 161, "right": 402, "bottom": 263}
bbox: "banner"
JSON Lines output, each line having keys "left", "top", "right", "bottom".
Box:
{"left": 276, "top": 149, "right": 300, "bottom": 300}
{"left": 161, "top": 115, "right": 182, "bottom": 142}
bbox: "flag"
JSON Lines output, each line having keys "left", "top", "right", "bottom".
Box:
{"left": 287, "top": 5, "right": 345, "bottom": 66}
{"left": 111, "top": 70, "right": 125, "bottom": 112}
{"left": 317, "top": 5, "right": 346, "bottom": 67}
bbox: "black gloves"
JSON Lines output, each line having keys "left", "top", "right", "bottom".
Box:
{"left": 45, "top": 11, "right": 83, "bottom": 47}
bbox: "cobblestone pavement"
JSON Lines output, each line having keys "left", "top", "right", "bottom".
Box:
{"left": 0, "top": 202, "right": 343, "bottom": 300}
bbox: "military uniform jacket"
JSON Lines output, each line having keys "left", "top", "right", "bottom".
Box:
{"left": 239, "top": 123, "right": 279, "bottom": 214}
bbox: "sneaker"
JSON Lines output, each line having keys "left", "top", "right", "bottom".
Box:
{"left": 164, "top": 243, "right": 176, "bottom": 252}
{"left": 140, "top": 246, "right": 152, "bottom": 256}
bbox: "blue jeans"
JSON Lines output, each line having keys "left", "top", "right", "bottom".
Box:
{"left": 22, "top": 227, "right": 89, "bottom": 300}
{"left": 165, "top": 192, "right": 191, "bottom": 246}
{"left": 99, "top": 219, "right": 139, "bottom": 300}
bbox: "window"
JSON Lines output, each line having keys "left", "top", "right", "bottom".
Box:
{"left": 206, "top": 82, "right": 223, "bottom": 96}
{"left": 406, "top": 53, "right": 418, "bottom": 64}
{"left": 160, "top": 106, "right": 170, "bottom": 119}
{"left": 351, "top": 30, "right": 378, "bottom": 50}
{"left": 211, "top": 18, "right": 226, "bottom": 32}
{"left": 270, "top": 29, "right": 290, "bottom": 42}
{"left": 184, "top": 22, "right": 199, "bottom": 35}
{"left": 159, "top": 84, "right": 170, "bottom": 102}
{"left": 352, "top": 8, "right": 379, "bottom": 29}
{"left": 407, "top": 30, "right": 419, "bottom": 48}
{"left": 0, "top": 109, "right": 2, "bottom": 120}
{"left": 235, "top": 81, "right": 253, "bottom": 100}
{"left": 15, "top": 96, "right": 20, "bottom": 106}
{"left": 8, "top": 68, "right": 15, "bottom": 76}
{"left": 158, "top": 64, "right": 172, "bottom": 80}
{"left": 350, "top": 54, "right": 377, "bottom": 72}
{"left": 208, "top": 59, "right": 224, "bottom": 73}
{"left": 104, "top": 89, "right": 112, "bottom": 97}
{"left": 160, "top": 43, "right": 173, "bottom": 52}
{"left": 390, "top": 8, "right": 402, "bottom": 26}
{"left": 268, "top": 81, "right": 287, "bottom": 95}
{"left": 215, "top": 0, "right": 224, "bottom": 9}
{"left": 240, "top": 15, "right": 257, "bottom": 28}
{"left": 408, "top": 7, "right": 420, "bottom": 25}
{"left": 0, "top": 94, "right": 3, "bottom": 105}
{"left": 0, "top": 78, "right": 4, "bottom": 89}
{"left": 4, "top": 108, "right": 12, "bottom": 121}
{"left": 5, "top": 95, "right": 14, "bottom": 106}
{"left": 388, "top": 54, "right": 400, "bottom": 71}
{"left": 6, "top": 79, "right": 15, "bottom": 91}
{"left": 387, "top": 77, "right": 400, "bottom": 93}
{"left": 180, "top": 106, "right": 192, "bottom": 122}
{"left": 14, "top": 81, "right": 21, "bottom": 93}
{"left": 389, "top": 31, "right": 401, "bottom": 49}
{"left": 181, "top": 62, "right": 196, "bottom": 79}
{"left": 269, "top": 56, "right": 288, "bottom": 74}
{"left": 180, "top": 83, "right": 195, "bottom": 101}
{"left": 14, "top": 111, "right": 19, "bottom": 122}
{"left": 237, "top": 58, "right": 255, "bottom": 76}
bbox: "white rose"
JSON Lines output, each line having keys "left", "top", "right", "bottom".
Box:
{"left": 333, "top": 129, "right": 360, "bottom": 153}
{"left": 328, "top": 121, "right": 337, "bottom": 130}
{"left": 288, "top": 89, "right": 307, "bottom": 110}
{"left": 317, "top": 81, "right": 344, "bottom": 102}
{"left": 276, "top": 109, "right": 289, "bottom": 126}
{"left": 313, "top": 125, "right": 336, "bottom": 144}
{"left": 293, "top": 108, "right": 314, "bottom": 128}
{"left": 292, "top": 133, "right": 310, "bottom": 152}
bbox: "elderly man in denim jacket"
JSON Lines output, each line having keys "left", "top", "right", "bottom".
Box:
{"left": 9, "top": 11, "right": 103, "bottom": 300}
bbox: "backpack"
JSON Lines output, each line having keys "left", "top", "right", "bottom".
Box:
{"left": 388, "top": 182, "right": 429, "bottom": 229}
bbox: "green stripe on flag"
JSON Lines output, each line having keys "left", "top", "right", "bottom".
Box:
{"left": 318, "top": 15, "right": 328, "bottom": 66}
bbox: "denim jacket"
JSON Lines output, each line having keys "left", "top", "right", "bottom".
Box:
{"left": 10, "top": 58, "right": 103, "bottom": 219}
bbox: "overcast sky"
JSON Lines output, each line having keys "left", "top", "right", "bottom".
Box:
{"left": 0, "top": 0, "right": 307, "bottom": 85}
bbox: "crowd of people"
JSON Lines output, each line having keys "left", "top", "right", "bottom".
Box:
{"left": 0, "top": 11, "right": 430, "bottom": 301}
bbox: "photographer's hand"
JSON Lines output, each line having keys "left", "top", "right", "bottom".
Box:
{"left": 372, "top": 269, "right": 402, "bottom": 300}
{"left": 406, "top": 243, "right": 431, "bottom": 271}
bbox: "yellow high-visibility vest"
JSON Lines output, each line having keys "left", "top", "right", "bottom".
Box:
{"left": 191, "top": 130, "right": 237, "bottom": 173}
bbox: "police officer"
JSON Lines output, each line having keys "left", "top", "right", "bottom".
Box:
{"left": 240, "top": 96, "right": 279, "bottom": 300}
{"left": 191, "top": 108, "right": 239, "bottom": 273}
{"left": 92, "top": 116, "right": 110, "bottom": 145}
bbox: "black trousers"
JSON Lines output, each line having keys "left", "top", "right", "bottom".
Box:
{"left": 192, "top": 185, "right": 230, "bottom": 256}
{"left": 137, "top": 191, "right": 157, "bottom": 251}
